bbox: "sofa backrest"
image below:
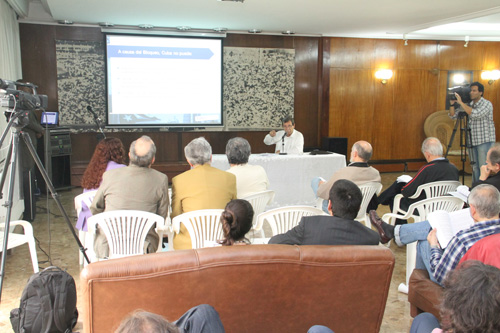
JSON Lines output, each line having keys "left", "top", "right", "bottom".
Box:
{"left": 81, "top": 244, "right": 394, "bottom": 333}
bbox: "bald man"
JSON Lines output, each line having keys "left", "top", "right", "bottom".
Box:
{"left": 312, "top": 141, "right": 381, "bottom": 213}
{"left": 91, "top": 135, "right": 169, "bottom": 258}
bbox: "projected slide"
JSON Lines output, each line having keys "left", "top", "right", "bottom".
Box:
{"left": 106, "top": 34, "right": 223, "bottom": 127}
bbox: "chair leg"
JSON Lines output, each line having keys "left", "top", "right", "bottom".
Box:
{"left": 27, "top": 237, "right": 39, "bottom": 273}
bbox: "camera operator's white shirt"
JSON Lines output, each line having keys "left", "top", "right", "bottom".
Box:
{"left": 264, "top": 129, "right": 304, "bottom": 154}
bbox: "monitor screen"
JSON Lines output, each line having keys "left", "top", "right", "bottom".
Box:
{"left": 105, "top": 33, "right": 223, "bottom": 127}
{"left": 41, "top": 111, "right": 59, "bottom": 126}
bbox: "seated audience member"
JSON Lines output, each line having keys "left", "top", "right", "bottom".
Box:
{"left": 269, "top": 179, "right": 380, "bottom": 245}
{"left": 409, "top": 261, "right": 500, "bottom": 333}
{"left": 458, "top": 232, "right": 500, "bottom": 268}
{"left": 370, "top": 184, "right": 500, "bottom": 285}
{"left": 91, "top": 135, "right": 169, "bottom": 258}
{"left": 115, "top": 304, "right": 225, "bottom": 333}
{"left": 76, "top": 137, "right": 126, "bottom": 232}
{"left": 219, "top": 199, "right": 254, "bottom": 246}
{"left": 470, "top": 142, "right": 500, "bottom": 191}
{"left": 171, "top": 137, "right": 237, "bottom": 250}
{"left": 263, "top": 115, "right": 304, "bottom": 154}
{"left": 312, "top": 140, "right": 380, "bottom": 213}
{"left": 225, "top": 137, "right": 269, "bottom": 198}
{"left": 377, "top": 137, "right": 459, "bottom": 222}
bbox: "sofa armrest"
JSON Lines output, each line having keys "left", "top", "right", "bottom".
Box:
{"left": 408, "top": 269, "right": 443, "bottom": 321}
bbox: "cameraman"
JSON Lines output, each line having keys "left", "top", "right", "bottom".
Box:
{"left": 449, "top": 81, "right": 496, "bottom": 181}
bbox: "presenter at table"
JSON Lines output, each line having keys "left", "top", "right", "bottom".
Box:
{"left": 263, "top": 115, "right": 304, "bottom": 154}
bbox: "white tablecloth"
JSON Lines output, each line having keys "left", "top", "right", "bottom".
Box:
{"left": 211, "top": 153, "right": 346, "bottom": 207}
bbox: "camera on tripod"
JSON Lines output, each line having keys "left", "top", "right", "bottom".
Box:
{"left": 447, "top": 84, "right": 471, "bottom": 106}
{"left": 0, "top": 79, "right": 48, "bottom": 111}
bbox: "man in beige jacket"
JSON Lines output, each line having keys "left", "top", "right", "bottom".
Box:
{"left": 312, "top": 140, "right": 381, "bottom": 213}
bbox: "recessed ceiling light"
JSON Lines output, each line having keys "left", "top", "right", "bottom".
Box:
{"left": 177, "top": 26, "right": 191, "bottom": 31}
{"left": 138, "top": 24, "right": 154, "bottom": 29}
{"left": 217, "top": 0, "right": 244, "bottom": 2}
{"left": 248, "top": 29, "right": 262, "bottom": 33}
{"left": 99, "top": 22, "right": 114, "bottom": 27}
{"left": 282, "top": 31, "right": 295, "bottom": 35}
{"left": 213, "top": 27, "right": 228, "bottom": 32}
{"left": 58, "top": 20, "right": 73, "bottom": 25}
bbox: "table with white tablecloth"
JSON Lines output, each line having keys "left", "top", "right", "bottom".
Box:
{"left": 211, "top": 153, "right": 346, "bottom": 207}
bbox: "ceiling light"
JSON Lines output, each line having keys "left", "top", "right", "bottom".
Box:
{"left": 58, "top": 20, "right": 73, "bottom": 25}
{"left": 217, "top": 0, "right": 244, "bottom": 2}
{"left": 98, "top": 22, "right": 114, "bottom": 27}
{"left": 138, "top": 24, "right": 154, "bottom": 29}
{"left": 213, "top": 27, "right": 228, "bottom": 32}
{"left": 248, "top": 29, "right": 262, "bottom": 33}
{"left": 177, "top": 26, "right": 191, "bottom": 31}
{"left": 282, "top": 31, "right": 295, "bottom": 35}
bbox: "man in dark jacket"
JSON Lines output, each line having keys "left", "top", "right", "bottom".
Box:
{"left": 269, "top": 179, "right": 380, "bottom": 245}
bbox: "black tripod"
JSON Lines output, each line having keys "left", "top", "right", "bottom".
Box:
{"left": 444, "top": 111, "right": 474, "bottom": 184}
{"left": 0, "top": 109, "right": 90, "bottom": 300}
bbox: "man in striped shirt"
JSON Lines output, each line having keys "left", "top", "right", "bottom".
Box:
{"left": 370, "top": 184, "right": 500, "bottom": 285}
{"left": 450, "top": 81, "right": 496, "bottom": 182}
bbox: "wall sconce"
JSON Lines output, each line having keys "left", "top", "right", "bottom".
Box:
{"left": 375, "top": 69, "right": 393, "bottom": 84}
{"left": 481, "top": 70, "right": 500, "bottom": 85}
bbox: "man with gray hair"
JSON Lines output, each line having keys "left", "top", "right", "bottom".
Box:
{"left": 312, "top": 140, "right": 380, "bottom": 213}
{"left": 171, "top": 137, "right": 236, "bottom": 249}
{"left": 91, "top": 135, "right": 169, "bottom": 258}
{"left": 370, "top": 184, "right": 500, "bottom": 285}
{"left": 226, "top": 137, "right": 269, "bottom": 198}
{"left": 377, "top": 137, "right": 459, "bottom": 220}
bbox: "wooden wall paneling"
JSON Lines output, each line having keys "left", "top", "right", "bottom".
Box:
{"left": 481, "top": 41, "right": 500, "bottom": 70}
{"left": 19, "top": 24, "right": 58, "bottom": 110}
{"left": 372, "top": 39, "right": 398, "bottom": 69}
{"left": 223, "top": 34, "right": 294, "bottom": 49}
{"left": 293, "top": 36, "right": 320, "bottom": 148}
{"left": 329, "top": 69, "right": 374, "bottom": 141}
{"left": 439, "top": 41, "right": 485, "bottom": 70}
{"left": 397, "top": 40, "right": 439, "bottom": 69}
{"left": 437, "top": 70, "right": 449, "bottom": 111}
{"left": 330, "top": 37, "right": 374, "bottom": 69}
{"left": 392, "top": 69, "right": 439, "bottom": 158}
{"left": 371, "top": 72, "right": 395, "bottom": 160}
{"left": 320, "top": 38, "right": 331, "bottom": 141}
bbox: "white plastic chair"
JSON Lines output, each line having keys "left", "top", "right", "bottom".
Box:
{"left": 74, "top": 190, "right": 98, "bottom": 265}
{"left": 242, "top": 190, "right": 275, "bottom": 238}
{"left": 356, "top": 182, "right": 383, "bottom": 228}
{"left": 392, "top": 180, "right": 461, "bottom": 217}
{"left": 171, "top": 209, "right": 224, "bottom": 249}
{"left": 382, "top": 196, "right": 464, "bottom": 294}
{"left": 0, "top": 221, "right": 39, "bottom": 273}
{"left": 254, "top": 206, "right": 327, "bottom": 238}
{"left": 87, "top": 210, "right": 166, "bottom": 260}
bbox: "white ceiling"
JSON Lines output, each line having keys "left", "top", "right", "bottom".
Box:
{"left": 18, "top": 0, "right": 500, "bottom": 41}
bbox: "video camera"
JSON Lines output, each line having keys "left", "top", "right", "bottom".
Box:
{"left": 0, "top": 79, "right": 48, "bottom": 111}
{"left": 447, "top": 84, "right": 471, "bottom": 106}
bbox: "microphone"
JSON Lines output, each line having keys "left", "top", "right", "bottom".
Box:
{"left": 281, "top": 131, "right": 286, "bottom": 154}
{"left": 0, "top": 79, "right": 16, "bottom": 90}
{"left": 87, "top": 105, "right": 98, "bottom": 119}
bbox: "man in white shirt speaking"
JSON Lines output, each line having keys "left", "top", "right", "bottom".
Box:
{"left": 264, "top": 115, "right": 304, "bottom": 154}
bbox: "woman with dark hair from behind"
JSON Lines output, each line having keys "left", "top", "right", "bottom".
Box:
{"left": 76, "top": 137, "right": 126, "bottom": 231}
{"left": 410, "top": 260, "right": 500, "bottom": 333}
{"left": 219, "top": 199, "right": 254, "bottom": 246}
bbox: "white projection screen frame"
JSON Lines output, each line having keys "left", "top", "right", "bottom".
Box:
{"left": 105, "top": 34, "right": 223, "bottom": 127}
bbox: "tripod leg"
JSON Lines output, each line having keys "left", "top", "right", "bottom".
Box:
{"left": 19, "top": 132, "right": 90, "bottom": 265}
{"left": 0, "top": 143, "right": 13, "bottom": 199}
{"left": 0, "top": 131, "right": 22, "bottom": 300}
{"left": 445, "top": 118, "right": 460, "bottom": 158}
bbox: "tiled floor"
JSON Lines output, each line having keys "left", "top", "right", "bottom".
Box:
{"left": 0, "top": 172, "right": 471, "bottom": 333}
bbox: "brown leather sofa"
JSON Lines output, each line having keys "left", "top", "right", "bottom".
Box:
{"left": 408, "top": 269, "right": 443, "bottom": 321}
{"left": 81, "top": 244, "right": 394, "bottom": 333}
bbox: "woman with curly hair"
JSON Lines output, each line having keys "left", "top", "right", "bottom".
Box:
{"left": 81, "top": 137, "right": 126, "bottom": 191}
{"left": 219, "top": 199, "right": 254, "bottom": 246}
{"left": 76, "top": 138, "right": 126, "bottom": 231}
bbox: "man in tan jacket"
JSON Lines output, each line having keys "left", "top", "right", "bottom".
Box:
{"left": 171, "top": 137, "right": 237, "bottom": 249}
{"left": 312, "top": 140, "right": 381, "bottom": 213}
